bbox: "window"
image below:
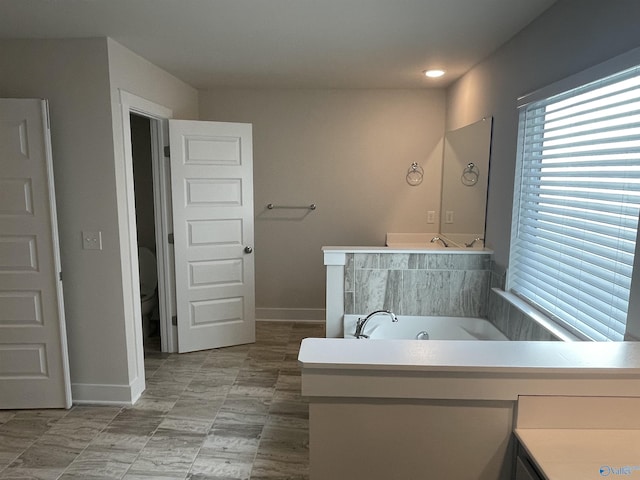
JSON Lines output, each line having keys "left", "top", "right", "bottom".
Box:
{"left": 509, "top": 63, "right": 640, "bottom": 341}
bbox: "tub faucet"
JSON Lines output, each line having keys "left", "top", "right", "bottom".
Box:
{"left": 430, "top": 236, "right": 449, "bottom": 247}
{"left": 354, "top": 309, "right": 398, "bottom": 339}
{"left": 465, "top": 237, "right": 484, "bottom": 248}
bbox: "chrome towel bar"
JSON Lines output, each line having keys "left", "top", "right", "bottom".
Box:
{"left": 267, "top": 203, "right": 317, "bottom": 210}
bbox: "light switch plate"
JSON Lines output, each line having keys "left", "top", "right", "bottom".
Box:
{"left": 82, "top": 231, "right": 102, "bottom": 250}
{"left": 445, "top": 211, "right": 454, "bottom": 224}
{"left": 427, "top": 211, "right": 436, "bottom": 224}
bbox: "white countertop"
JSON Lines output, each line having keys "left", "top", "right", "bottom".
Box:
{"left": 299, "top": 338, "right": 640, "bottom": 373}
{"left": 514, "top": 396, "right": 640, "bottom": 480}
{"left": 515, "top": 428, "right": 640, "bottom": 480}
{"left": 299, "top": 339, "right": 640, "bottom": 400}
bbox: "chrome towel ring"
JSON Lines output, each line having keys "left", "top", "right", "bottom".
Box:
{"left": 461, "top": 162, "right": 479, "bottom": 186}
{"left": 406, "top": 162, "right": 424, "bottom": 186}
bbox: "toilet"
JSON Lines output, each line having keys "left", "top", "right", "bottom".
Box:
{"left": 138, "top": 247, "right": 158, "bottom": 335}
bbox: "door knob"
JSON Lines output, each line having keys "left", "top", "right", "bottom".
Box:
{"left": 244, "top": 246, "right": 253, "bottom": 254}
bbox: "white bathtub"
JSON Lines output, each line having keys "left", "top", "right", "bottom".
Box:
{"left": 343, "top": 314, "right": 508, "bottom": 341}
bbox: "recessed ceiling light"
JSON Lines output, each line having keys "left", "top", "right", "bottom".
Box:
{"left": 424, "top": 69, "right": 445, "bottom": 78}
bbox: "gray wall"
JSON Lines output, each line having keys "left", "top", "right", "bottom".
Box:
{"left": 200, "top": 89, "right": 446, "bottom": 318}
{"left": 0, "top": 37, "right": 199, "bottom": 402}
{"left": 0, "top": 39, "right": 128, "bottom": 388}
{"left": 446, "top": 0, "right": 640, "bottom": 267}
{"left": 446, "top": 0, "right": 640, "bottom": 339}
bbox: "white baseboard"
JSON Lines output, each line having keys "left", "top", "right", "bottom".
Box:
{"left": 130, "top": 374, "right": 145, "bottom": 404}
{"left": 71, "top": 380, "right": 142, "bottom": 406}
{"left": 256, "top": 307, "right": 325, "bottom": 322}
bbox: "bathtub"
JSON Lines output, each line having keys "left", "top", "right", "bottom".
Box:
{"left": 343, "top": 314, "right": 508, "bottom": 341}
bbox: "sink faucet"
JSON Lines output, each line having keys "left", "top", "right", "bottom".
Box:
{"left": 430, "top": 236, "right": 449, "bottom": 247}
{"left": 354, "top": 310, "right": 398, "bottom": 338}
{"left": 465, "top": 237, "right": 484, "bottom": 248}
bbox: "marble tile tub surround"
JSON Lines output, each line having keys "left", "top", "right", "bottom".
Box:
{"left": 0, "top": 321, "right": 323, "bottom": 480}
{"left": 344, "top": 251, "right": 491, "bottom": 317}
{"left": 487, "top": 262, "right": 563, "bottom": 342}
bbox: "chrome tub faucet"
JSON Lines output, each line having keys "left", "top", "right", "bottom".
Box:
{"left": 354, "top": 309, "right": 398, "bottom": 338}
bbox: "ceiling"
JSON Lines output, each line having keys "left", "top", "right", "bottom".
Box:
{"left": 0, "top": 0, "right": 557, "bottom": 89}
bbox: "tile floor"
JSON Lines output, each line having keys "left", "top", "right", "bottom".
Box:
{"left": 0, "top": 321, "right": 324, "bottom": 480}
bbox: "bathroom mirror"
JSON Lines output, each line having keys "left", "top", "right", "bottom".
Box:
{"left": 439, "top": 117, "right": 493, "bottom": 246}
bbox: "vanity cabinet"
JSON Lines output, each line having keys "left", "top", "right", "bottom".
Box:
{"left": 515, "top": 445, "right": 545, "bottom": 480}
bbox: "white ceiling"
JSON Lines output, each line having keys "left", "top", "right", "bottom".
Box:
{"left": 0, "top": 0, "right": 557, "bottom": 89}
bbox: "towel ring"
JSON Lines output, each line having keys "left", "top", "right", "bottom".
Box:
{"left": 461, "top": 162, "right": 479, "bottom": 186}
{"left": 406, "top": 162, "right": 424, "bottom": 186}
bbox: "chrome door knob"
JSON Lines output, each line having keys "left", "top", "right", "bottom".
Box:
{"left": 244, "top": 246, "right": 253, "bottom": 254}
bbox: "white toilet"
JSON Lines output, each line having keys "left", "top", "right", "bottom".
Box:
{"left": 138, "top": 247, "right": 158, "bottom": 334}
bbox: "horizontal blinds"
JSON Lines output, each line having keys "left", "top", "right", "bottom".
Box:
{"left": 509, "top": 65, "right": 640, "bottom": 341}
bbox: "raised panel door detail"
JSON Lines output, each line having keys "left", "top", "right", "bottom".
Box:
{"left": 0, "top": 291, "right": 43, "bottom": 326}
{"left": 0, "top": 120, "right": 29, "bottom": 160}
{"left": 0, "top": 98, "right": 70, "bottom": 408}
{"left": 189, "top": 259, "right": 243, "bottom": 288}
{"left": 188, "top": 219, "right": 242, "bottom": 247}
{"left": 185, "top": 178, "right": 242, "bottom": 206}
{"left": 0, "top": 179, "right": 34, "bottom": 215}
{"left": 0, "top": 236, "right": 38, "bottom": 272}
{"left": 185, "top": 136, "right": 240, "bottom": 165}
{"left": 170, "top": 120, "right": 255, "bottom": 353}
{"left": 190, "top": 297, "right": 243, "bottom": 326}
{"left": 0, "top": 344, "right": 48, "bottom": 378}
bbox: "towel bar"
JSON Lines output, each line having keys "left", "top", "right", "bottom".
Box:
{"left": 267, "top": 203, "right": 317, "bottom": 210}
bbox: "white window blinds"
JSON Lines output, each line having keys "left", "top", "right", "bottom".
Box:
{"left": 509, "top": 65, "right": 640, "bottom": 341}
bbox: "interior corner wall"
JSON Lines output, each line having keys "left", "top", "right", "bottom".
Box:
{"left": 0, "top": 37, "right": 199, "bottom": 404}
{"left": 445, "top": 0, "right": 640, "bottom": 269}
{"left": 106, "top": 38, "right": 199, "bottom": 121}
{"left": 106, "top": 38, "right": 199, "bottom": 388}
{"left": 0, "top": 38, "right": 132, "bottom": 397}
{"left": 199, "top": 89, "right": 446, "bottom": 316}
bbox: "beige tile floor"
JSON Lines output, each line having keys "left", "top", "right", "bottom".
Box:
{"left": 0, "top": 321, "right": 324, "bottom": 480}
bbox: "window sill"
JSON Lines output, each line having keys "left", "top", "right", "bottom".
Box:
{"left": 492, "top": 288, "right": 582, "bottom": 343}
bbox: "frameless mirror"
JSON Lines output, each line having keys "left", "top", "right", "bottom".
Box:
{"left": 440, "top": 117, "right": 493, "bottom": 247}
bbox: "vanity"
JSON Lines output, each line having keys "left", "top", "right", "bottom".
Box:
{"left": 298, "top": 339, "right": 640, "bottom": 480}
{"left": 514, "top": 396, "right": 640, "bottom": 480}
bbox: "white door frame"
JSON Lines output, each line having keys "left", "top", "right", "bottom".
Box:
{"left": 43, "top": 100, "right": 73, "bottom": 407}
{"left": 119, "top": 90, "right": 177, "bottom": 358}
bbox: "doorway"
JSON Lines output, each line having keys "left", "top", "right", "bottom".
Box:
{"left": 120, "top": 91, "right": 256, "bottom": 368}
{"left": 119, "top": 91, "right": 177, "bottom": 361}
{"left": 131, "top": 113, "right": 161, "bottom": 353}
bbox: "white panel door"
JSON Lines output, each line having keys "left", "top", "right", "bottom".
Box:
{"left": 0, "top": 99, "right": 71, "bottom": 409}
{"left": 169, "top": 120, "right": 255, "bottom": 353}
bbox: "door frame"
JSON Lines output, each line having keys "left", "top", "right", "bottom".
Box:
{"left": 42, "top": 100, "right": 73, "bottom": 408}
{"left": 119, "top": 90, "right": 177, "bottom": 357}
